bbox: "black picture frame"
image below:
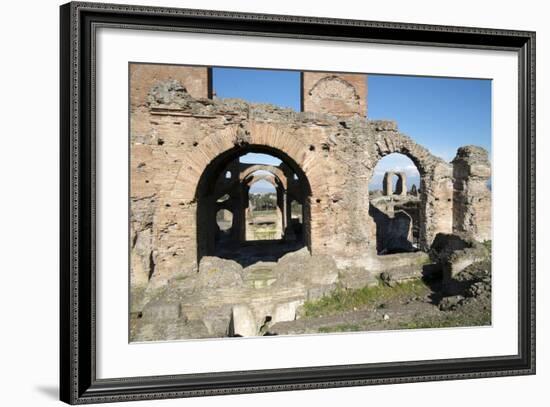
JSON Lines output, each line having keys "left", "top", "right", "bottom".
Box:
{"left": 60, "top": 1, "right": 536, "bottom": 404}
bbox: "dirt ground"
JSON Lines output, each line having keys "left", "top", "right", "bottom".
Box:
{"left": 266, "top": 260, "right": 491, "bottom": 335}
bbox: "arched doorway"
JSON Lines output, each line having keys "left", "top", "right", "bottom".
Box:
{"left": 243, "top": 172, "right": 283, "bottom": 241}
{"left": 195, "top": 145, "right": 312, "bottom": 266}
{"left": 368, "top": 131, "right": 454, "bottom": 251}
{"left": 369, "top": 153, "right": 422, "bottom": 254}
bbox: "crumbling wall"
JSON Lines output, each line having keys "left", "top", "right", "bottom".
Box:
{"left": 452, "top": 146, "right": 492, "bottom": 241}
{"left": 129, "top": 63, "right": 488, "bottom": 298}
{"left": 130, "top": 63, "right": 210, "bottom": 108}
{"left": 370, "top": 128, "right": 454, "bottom": 249}
{"left": 430, "top": 233, "right": 490, "bottom": 285}
{"left": 301, "top": 72, "right": 367, "bottom": 117}
{"left": 130, "top": 72, "right": 360, "bottom": 291}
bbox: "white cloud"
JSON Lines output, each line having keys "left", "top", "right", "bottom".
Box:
{"left": 369, "top": 155, "right": 421, "bottom": 191}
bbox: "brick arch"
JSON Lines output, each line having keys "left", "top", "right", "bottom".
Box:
{"left": 309, "top": 76, "right": 359, "bottom": 100}
{"left": 240, "top": 164, "right": 287, "bottom": 189}
{"left": 372, "top": 132, "right": 444, "bottom": 177}
{"left": 370, "top": 132, "right": 453, "bottom": 249}
{"left": 166, "top": 123, "right": 323, "bottom": 200}
{"left": 243, "top": 173, "right": 281, "bottom": 190}
{"left": 165, "top": 122, "right": 323, "bottom": 201}
{"left": 193, "top": 126, "right": 317, "bottom": 261}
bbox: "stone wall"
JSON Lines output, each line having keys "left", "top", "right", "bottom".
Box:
{"left": 129, "top": 63, "right": 490, "bottom": 297}
{"left": 301, "top": 72, "right": 367, "bottom": 117}
{"left": 130, "top": 63, "right": 210, "bottom": 110}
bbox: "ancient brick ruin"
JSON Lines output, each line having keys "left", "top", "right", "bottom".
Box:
{"left": 129, "top": 64, "right": 491, "bottom": 340}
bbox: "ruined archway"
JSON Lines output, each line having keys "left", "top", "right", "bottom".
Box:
{"left": 195, "top": 144, "right": 312, "bottom": 265}
{"left": 243, "top": 173, "right": 283, "bottom": 241}
{"left": 369, "top": 132, "right": 453, "bottom": 250}
{"left": 369, "top": 154, "right": 420, "bottom": 254}
{"left": 239, "top": 164, "right": 288, "bottom": 189}
{"left": 381, "top": 171, "right": 408, "bottom": 196}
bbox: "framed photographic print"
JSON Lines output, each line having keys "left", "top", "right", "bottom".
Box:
{"left": 60, "top": 1, "right": 535, "bottom": 404}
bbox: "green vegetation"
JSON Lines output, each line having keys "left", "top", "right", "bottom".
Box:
{"left": 249, "top": 193, "right": 277, "bottom": 211}
{"left": 398, "top": 304, "right": 491, "bottom": 329}
{"left": 481, "top": 240, "right": 492, "bottom": 255}
{"left": 318, "top": 324, "right": 362, "bottom": 333}
{"left": 302, "top": 279, "right": 430, "bottom": 318}
{"left": 250, "top": 219, "right": 277, "bottom": 240}
{"left": 253, "top": 228, "right": 277, "bottom": 240}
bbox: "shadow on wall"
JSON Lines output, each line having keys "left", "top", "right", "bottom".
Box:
{"left": 196, "top": 145, "right": 312, "bottom": 267}
{"left": 369, "top": 204, "right": 417, "bottom": 255}
{"left": 214, "top": 239, "right": 305, "bottom": 268}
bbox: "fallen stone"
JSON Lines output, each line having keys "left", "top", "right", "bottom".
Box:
{"left": 274, "top": 248, "right": 338, "bottom": 287}
{"left": 272, "top": 300, "right": 302, "bottom": 324}
{"left": 439, "top": 295, "right": 464, "bottom": 311}
{"left": 201, "top": 306, "right": 233, "bottom": 337}
{"left": 230, "top": 304, "right": 257, "bottom": 337}
{"left": 197, "top": 256, "right": 244, "bottom": 289}
{"left": 141, "top": 300, "right": 183, "bottom": 322}
{"left": 430, "top": 233, "right": 489, "bottom": 283}
{"left": 379, "top": 271, "right": 397, "bottom": 287}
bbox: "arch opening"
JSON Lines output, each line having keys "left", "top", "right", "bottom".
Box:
{"left": 245, "top": 173, "right": 282, "bottom": 241}
{"left": 215, "top": 209, "right": 234, "bottom": 244}
{"left": 195, "top": 145, "right": 312, "bottom": 267}
{"left": 368, "top": 153, "right": 422, "bottom": 254}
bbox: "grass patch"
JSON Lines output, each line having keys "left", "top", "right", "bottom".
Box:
{"left": 398, "top": 307, "right": 491, "bottom": 330}
{"left": 318, "top": 323, "right": 362, "bottom": 333}
{"left": 253, "top": 228, "right": 277, "bottom": 240}
{"left": 481, "top": 240, "right": 492, "bottom": 256}
{"left": 303, "top": 278, "right": 430, "bottom": 318}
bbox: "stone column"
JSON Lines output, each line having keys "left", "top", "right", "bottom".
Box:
{"left": 286, "top": 195, "right": 293, "bottom": 225}
{"left": 396, "top": 172, "right": 407, "bottom": 196}
{"left": 420, "top": 162, "right": 454, "bottom": 249}
{"left": 383, "top": 171, "right": 395, "bottom": 196}
{"left": 281, "top": 191, "right": 288, "bottom": 232}
{"left": 228, "top": 197, "right": 239, "bottom": 240}
{"left": 285, "top": 195, "right": 296, "bottom": 241}
{"left": 452, "top": 146, "right": 491, "bottom": 242}
{"left": 235, "top": 184, "right": 248, "bottom": 242}
{"left": 276, "top": 185, "right": 285, "bottom": 239}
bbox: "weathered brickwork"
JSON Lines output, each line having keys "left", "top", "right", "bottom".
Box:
{"left": 301, "top": 72, "right": 367, "bottom": 117}
{"left": 129, "top": 64, "right": 491, "bottom": 340}
{"left": 452, "top": 146, "right": 492, "bottom": 242}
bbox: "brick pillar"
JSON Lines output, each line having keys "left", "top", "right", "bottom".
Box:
{"left": 396, "top": 172, "right": 407, "bottom": 196}
{"left": 383, "top": 171, "right": 395, "bottom": 196}
{"left": 452, "top": 146, "right": 492, "bottom": 242}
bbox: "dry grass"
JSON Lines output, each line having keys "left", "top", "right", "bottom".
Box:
{"left": 303, "top": 279, "right": 429, "bottom": 318}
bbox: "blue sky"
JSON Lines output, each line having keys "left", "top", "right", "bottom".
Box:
{"left": 213, "top": 67, "right": 492, "bottom": 192}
